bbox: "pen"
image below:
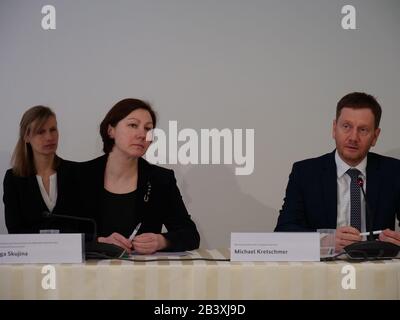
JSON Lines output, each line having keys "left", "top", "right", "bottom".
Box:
{"left": 359, "top": 230, "right": 382, "bottom": 236}
{"left": 128, "top": 222, "right": 142, "bottom": 241}
{"left": 119, "top": 223, "right": 142, "bottom": 258}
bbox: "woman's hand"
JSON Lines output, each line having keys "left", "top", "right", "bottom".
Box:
{"left": 98, "top": 232, "right": 133, "bottom": 253}
{"left": 132, "top": 233, "right": 169, "bottom": 254}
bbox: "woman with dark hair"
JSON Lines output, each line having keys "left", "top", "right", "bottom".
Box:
{"left": 79, "top": 98, "right": 200, "bottom": 254}
{"left": 3, "top": 106, "right": 79, "bottom": 233}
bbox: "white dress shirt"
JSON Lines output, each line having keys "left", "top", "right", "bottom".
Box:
{"left": 36, "top": 173, "right": 58, "bottom": 212}
{"left": 335, "top": 150, "right": 367, "bottom": 233}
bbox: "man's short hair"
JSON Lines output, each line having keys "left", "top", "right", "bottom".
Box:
{"left": 336, "top": 92, "right": 382, "bottom": 128}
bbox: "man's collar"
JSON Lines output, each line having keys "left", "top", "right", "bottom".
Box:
{"left": 335, "top": 150, "right": 367, "bottom": 178}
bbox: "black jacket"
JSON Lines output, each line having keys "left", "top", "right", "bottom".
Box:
{"left": 275, "top": 151, "right": 400, "bottom": 232}
{"left": 3, "top": 159, "right": 83, "bottom": 233}
{"left": 77, "top": 155, "right": 200, "bottom": 251}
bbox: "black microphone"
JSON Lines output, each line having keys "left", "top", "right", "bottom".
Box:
{"left": 356, "top": 177, "right": 374, "bottom": 241}
{"left": 42, "top": 211, "right": 98, "bottom": 240}
{"left": 343, "top": 178, "right": 400, "bottom": 259}
{"left": 42, "top": 211, "right": 124, "bottom": 259}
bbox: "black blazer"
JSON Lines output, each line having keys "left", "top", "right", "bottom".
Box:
{"left": 3, "top": 159, "right": 82, "bottom": 233}
{"left": 77, "top": 155, "right": 200, "bottom": 252}
{"left": 275, "top": 151, "right": 400, "bottom": 232}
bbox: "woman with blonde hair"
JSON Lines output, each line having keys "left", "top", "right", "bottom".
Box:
{"left": 3, "top": 106, "right": 79, "bottom": 233}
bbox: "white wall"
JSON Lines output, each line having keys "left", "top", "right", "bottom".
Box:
{"left": 1, "top": 0, "right": 399, "bottom": 248}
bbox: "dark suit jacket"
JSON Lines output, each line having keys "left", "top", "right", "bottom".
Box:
{"left": 77, "top": 155, "right": 200, "bottom": 252}
{"left": 3, "top": 159, "right": 83, "bottom": 233}
{"left": 275, "top": 151, "right": 400, "bottom": 232}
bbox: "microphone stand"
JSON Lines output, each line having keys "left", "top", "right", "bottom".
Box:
{"left": 42, "top": 212, "right": 125, "bottom": 259}
{"left": 343, "top": 178, "right": 399, "bottom": 259}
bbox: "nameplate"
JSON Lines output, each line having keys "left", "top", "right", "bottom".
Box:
{"left": 0, "top": 234, "right": 84, "bottom": 264}
{"left": 231, "top": 232, "right": 319, "bottom": 261}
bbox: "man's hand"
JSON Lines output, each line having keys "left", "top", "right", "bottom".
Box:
{"left": 335, "top": 226, "right": 362, "bottom": 252}
{"left": 379, "top": 229, "right": 400, "bottom": 246}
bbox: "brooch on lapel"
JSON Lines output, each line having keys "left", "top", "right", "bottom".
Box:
{"left": 144, "top": 181, "right": 151, "bottom": 202}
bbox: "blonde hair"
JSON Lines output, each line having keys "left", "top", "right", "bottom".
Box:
{"left": 11, "top": 106, "right": 59, "bottom": 177}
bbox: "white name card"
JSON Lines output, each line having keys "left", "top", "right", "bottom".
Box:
{"left": 0, "top": 234, "right": 84, "bottom": 264}
{"left": 231, "top": 232, "right": 320, "bottom": 261}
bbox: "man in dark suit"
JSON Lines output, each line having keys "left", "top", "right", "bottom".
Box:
{"left": 275, "top": 92, "right": 400, "bottom": 252}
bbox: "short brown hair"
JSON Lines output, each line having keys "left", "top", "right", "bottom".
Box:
{"left": 100, "top": 98, "right": 157, "bottom": 154}
{"left": 336, "top": 92, "right": 382, "bottom": 128}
